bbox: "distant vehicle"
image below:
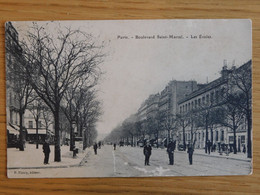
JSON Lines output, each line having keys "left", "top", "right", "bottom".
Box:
{"left": 178, "top": 144, "right": 184, "bottom": 151}
{"left": 138, "top": 142, "right": 144, "bottom": 147}
{"left": 137, "top": 139, "right": 144, "bottom": 147}
{"left": 152, "top": 143, "right": 157, "bottom": 148}
{"left": 119, "top": 141, "right": 124, "bottom": 147}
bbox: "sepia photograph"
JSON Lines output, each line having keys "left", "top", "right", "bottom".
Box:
{"left": 5, "top": 19, "right": 252, "bottom": 178}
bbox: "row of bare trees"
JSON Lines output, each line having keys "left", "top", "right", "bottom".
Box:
{"left": 6, "top": 22, "right": 104, "bottom": 161}
{"left": 105, "top": 61, "right": 252, "bottom": 158}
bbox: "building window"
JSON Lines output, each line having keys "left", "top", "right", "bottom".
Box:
{"left": 241, "top": 136, "right": 245, "bottom": 144}
{"left": 10, "top": 110, "right": 13, "bottom": 124}
{"left": 198, "top": 99, "right": 201, "bottom": 107}
{"left": 202, "top": 132, "right": 204, "bottom": 141}
{"left": 221, "top": 130, "right": 224, "bottom": 141}
{"left": 202, "top": 97, "right": 205, "bottom": 105}
{"left": 216, "top": 91, "right": 219, "bottom": 103}
{"left": 210, "top": 92, "right": 214, "bottom": 103}
{"left": 220, "top": 88, "right": 225, "bottom": 101}
{"left": 206, "top": 94, "right": 209, "bottom": 104}
{"left": 15, "top": 113, "right": 18, "bottom": 125}
{"left": 215, "top": 131, "right": 218, "bottom": 141}
{"left": 38, "top": 121, "right": 42, "bottom": 128}
{"left": 29, "top": 121, "right": 33, "bottom": 128}
{"left": 191, "top": 101, "right": 194, "bottom": 109}
{"left": 229, "top": 136, "right": 234, "bottom": 144}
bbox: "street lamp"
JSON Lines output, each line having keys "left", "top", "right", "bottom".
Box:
{"left": 72, "top": 120, "right": 77, "bottom": 157}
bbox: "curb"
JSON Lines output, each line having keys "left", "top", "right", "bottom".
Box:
{"left": 7, "top": 164, "right": 80, "bottom": 170}
{"left": 8, "top": 152, "right": 90, "bottom": 170}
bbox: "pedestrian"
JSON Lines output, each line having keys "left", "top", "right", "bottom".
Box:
{"left": 187, "top": 143, "right": 194, "bottom": 165}
{"left": 143, "top": 141, "right": 152, "bottom": 166}
{"left": 113, "top": 143, "right": 116, "bottom": 150}
{"left": 167, "top": 139, "right": 176, "bottom": 165}
{"left": 207, "top": 140, "right": 211, "bottom": 154}
{"left": 243, "top": 144, "right": 246, "bottom": 153}
{"left": 213, "top": 143, "right": 216, "bottom": 152}
{"left": 98, "top": 141, "right": 101, "bottom": 149}
{"left": 42, "top": 139, "right": 51, "bottom": 165}
{"left": 93, "top": 142, "right": 98, "bottom": 155}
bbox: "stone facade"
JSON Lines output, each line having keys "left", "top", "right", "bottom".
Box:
{"left": 177, "top": 61, "right": 251, "bottom": 152}
{"left": 6, "top": 22, "right": 22, "bottom": 147}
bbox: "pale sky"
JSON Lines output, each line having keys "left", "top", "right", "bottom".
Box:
{"left": 12, "top": 20, "right": 252, "bottom": 139}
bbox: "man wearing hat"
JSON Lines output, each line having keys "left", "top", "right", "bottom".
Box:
{"left": 167, "top": 139, "right": 176, "bottom": 165}
{"left": 143, "top": 141, "right": 152, "bottom": 166}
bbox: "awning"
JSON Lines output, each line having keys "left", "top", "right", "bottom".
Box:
{"left": 12, "top": 124, "right": 20, "bottom": 130}
{"left": 7, "top": 125, "right": 19, "bottom": 135}
{"left": 27, "top": 129, "right": 47, "bottom": 135}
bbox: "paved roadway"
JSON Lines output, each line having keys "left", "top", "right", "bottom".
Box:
{"left": 8, "top": 145, "right": 252, "bottom": 178}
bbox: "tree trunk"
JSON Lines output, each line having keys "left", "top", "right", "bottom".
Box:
{"left": 233, "top": 128, "right": 237, "bottom": 154}
{"left": 36, "top": 117, "right": 39, "bottom": 149}
{"left": 182, "top": 126, "right": 186, "bottom": 151}
{"left": 19, "top": 111, "right": 24, "bottom": 151}
{"left": 210, "top": 127, "right": 213, "bottom": 152}
{"left": 205, "top": 114, "right": 209, "bottom": 154}
{"left": 54, "top": 109, "right": 61, "bottom": 162}
{"left": 70, "top": 122, "right": 74, "bottom": 151}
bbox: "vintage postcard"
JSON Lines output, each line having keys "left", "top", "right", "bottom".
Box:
{"left": 6, "top": 19, "right": 252, "bottom": 178}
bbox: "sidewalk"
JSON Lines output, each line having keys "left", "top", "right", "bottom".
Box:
{"left": 151, "top": 147, "right": 251, "bottom": 162}
{"left": 7, "top": 143, "right": 89, "bottom": 169}
{"left": 177, "top": 148, "right": 252, "bottom": 162}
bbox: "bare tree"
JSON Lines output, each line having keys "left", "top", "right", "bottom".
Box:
{"left": 147, "top": 113, "right": 161, "bottom": 148}
{"left": 194, "top": 95, "right": 222, "bottom": 154}
{"left": 176, "top": 112, "right": 190, "bottom": 151}
{"left": 223, "top": 61, "right": 252, "bottom": 157}
{"left": 42, "top": 105, "right": 53, "bottom": 133}
{"left": 27, "top": 95, "right": 44, "bottom": 149}
{"left": 160, "top": 113, "right": 178, "bottom": 146}
{"left": 16, "top": 22, "right": 104, "bottom": 161}
{"left": 78, "top": 90, "right": 102, "bottom": 148}
{"left": 219, "top": 94, "right": 245, "bottom": 154}
{"left": 104, "top": 125, "right": 123, "bottom": 145}
{"left": 62, "top": 80, "right": 95, "bottom": 151}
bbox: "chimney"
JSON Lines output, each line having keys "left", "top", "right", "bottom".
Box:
{"left": 221, "top": 60, "right": 229, "bottom": 78}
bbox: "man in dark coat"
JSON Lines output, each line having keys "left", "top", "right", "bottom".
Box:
{"left": 143, "top": 141, "right": 152, "bottom": 166}
{"left": 187, "top": 143, "right": 194, "bottom": 165}
{"left": 93, "top": 143, "right": 98, "bottom": 155}
{"left": 42, "top": 139, "right": 51, "bottom": 165}
{"left": 207, "top": 140, "right": 211, "bottom": 154}
{"left": 113, "top": 143, "right": 116, "bottom": 150}
{"left": 167, "top": 140, "right": 176, "bottom": 165}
